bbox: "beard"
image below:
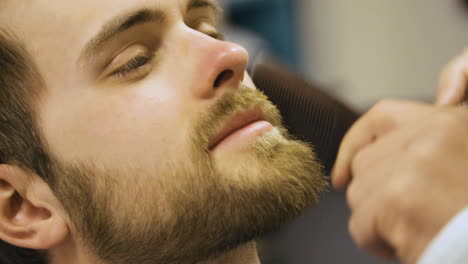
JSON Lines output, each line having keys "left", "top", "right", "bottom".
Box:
{"left": 49, "top": 86, "right": 327, "bottom": 264}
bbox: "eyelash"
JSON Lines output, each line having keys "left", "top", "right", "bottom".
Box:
{"left": 208, "top": 31, "right": 225, "bottom": 40}
{"left": 111, "top": 53, "right": 155, "bottom": 78}
{"left": 109, "top": 30, "right": 223, "bottom": 79}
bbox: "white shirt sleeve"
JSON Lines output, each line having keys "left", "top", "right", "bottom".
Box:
{"left": 417, "top": 206, "right": 468, "bottom": 264}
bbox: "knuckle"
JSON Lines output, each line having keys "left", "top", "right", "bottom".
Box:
{"left": 347, "top": 151, "right": 371, "bottom": 209}
{"left": 371, "top": 99, "right": 398, "bottom": 114}
{"left": 406, "top": 142, "right": 438, "bottom": 165}
{"left": 407, "top": 112, "right": 462, "bottom": 162}
{"left": 346, "top": 183, "right": 358, "bottom": 209}
{"left": 381, "top": 183, "right": 410, "bottom": 215}
{"left": 381, "top": 175, "right": 421, "bottom": 221}
{"left": 348, "top": 216, "right": 374, "bottom": 250}
{"left": 376, "top": 208, "right": 412, "bottom": 255}
{"left": 381, "top": 190, "right": 402, "bottom": 212}
{"left": 368, "top": 99, "right": 417, "bottom": 122}
{"left": 348, "top": 217, "right": 365, "bottom": 248}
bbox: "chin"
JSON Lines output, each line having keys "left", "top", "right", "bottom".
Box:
{"left": 212, "top": 127, "right": 299, "bottom": 184}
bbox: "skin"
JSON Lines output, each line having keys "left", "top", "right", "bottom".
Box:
{"left": 436, "top": 48, "right": 468, "bottom": 106}
{"left": 0, "top": 0, "right": 326, "bottom": 263}
{"left": 332, "top": 49, "right": 468, "bottom": 264}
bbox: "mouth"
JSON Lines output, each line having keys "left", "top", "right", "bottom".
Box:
{"left": 208, "top": 107, "right": 273, "bottom": 151}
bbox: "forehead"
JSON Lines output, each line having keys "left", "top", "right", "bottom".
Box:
{"left": 2, "top": 0, "right": 186, "bottom": 24}
{"left": 0, "top": 0, "right": 206, "bottom": 84}
{"left": 1, "top": 0, "right": 190, "bottom": 42}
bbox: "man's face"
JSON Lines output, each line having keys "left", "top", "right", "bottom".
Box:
{"left": 1, "top": 0, "right": 326, "bottom": 263}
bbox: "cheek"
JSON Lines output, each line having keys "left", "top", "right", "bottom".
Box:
{"left": 40, "top": 81, "right": 188, "bottom": 167}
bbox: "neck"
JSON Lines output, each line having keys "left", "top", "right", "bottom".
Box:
{"left": 50, "top": 238, "right": 260, "bottom": 264}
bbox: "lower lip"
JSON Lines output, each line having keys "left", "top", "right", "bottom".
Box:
{"left": 211, "top": 120, "right": 273, "bottom": 153}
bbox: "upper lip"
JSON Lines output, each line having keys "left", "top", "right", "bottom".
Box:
{"left": 208, "top": 107, "right": 264, "bottom": 150}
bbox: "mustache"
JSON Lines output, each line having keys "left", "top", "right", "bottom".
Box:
{"left": 192, "top": 85, "right": 283, "bottom": 151}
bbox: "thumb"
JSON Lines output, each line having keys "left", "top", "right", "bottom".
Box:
{"left": 436, "top": 49, "right": 468, "bottom": 106}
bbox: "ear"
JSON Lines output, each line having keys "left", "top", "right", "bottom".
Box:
{"left": 0, "top": 165, "right": 68, "bottom": 250}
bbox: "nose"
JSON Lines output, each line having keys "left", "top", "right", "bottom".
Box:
{"left": 179, "top": 27, "right": 249, "bottom": 99}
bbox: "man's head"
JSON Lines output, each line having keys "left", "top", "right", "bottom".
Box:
{"left": 0, "top": 1, "right": 327, "bottom": 263}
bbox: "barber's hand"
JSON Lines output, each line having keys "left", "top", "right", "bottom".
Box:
{"left": 331, "top": 100, "right": 468, "bottom": 264}
{"left": 436, "top": 49, "right": 468, "bottom": 106}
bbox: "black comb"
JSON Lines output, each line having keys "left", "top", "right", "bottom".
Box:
{"left": 252, "top": 64, "right": 359, "bottom": 174}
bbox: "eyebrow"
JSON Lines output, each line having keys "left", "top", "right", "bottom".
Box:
{"left": 81, "top": 0, "right": 221, "bottom": 59}
{"left": 81, "top": 8, "right": 165, "bottom": 59}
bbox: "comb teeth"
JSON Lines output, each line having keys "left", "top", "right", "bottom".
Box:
{"left": 252, "top": 64, "right": 358, "bottom": 174}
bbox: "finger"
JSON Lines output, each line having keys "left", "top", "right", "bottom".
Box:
{"left": 345, "top": 133, "right": 407, "bottom": 260}
{"left": 348, "top": 207, "right": 397, "bottom": 260}
{"left": 345, "top": 143, "right": 392, "bottom": 209}
{"left": 436, "top": 49, "right": 468, "bottom": 106}
{"left": 331, "top": 100, "right": 432, "bottom": 189}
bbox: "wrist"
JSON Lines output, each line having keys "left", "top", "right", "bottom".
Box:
{"left": 416, "top": 206, "right": 468, "bottom": 264}
{"left": 390, "top": 200, "right": 462, "bottom": 263}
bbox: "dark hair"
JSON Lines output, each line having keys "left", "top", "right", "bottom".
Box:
{"left": 0, "top": 29, "right": 52, "bottom": 264}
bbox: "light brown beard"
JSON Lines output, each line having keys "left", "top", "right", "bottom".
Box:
{"left": 51, "top": 86, "right": 328, "bottom": 264}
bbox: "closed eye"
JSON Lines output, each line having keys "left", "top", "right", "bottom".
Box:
{"left": 110, "top": 53, "right": 155, "bottom": 78}
{"left": 207, "top": 31, "right": 225, "bottom": 40}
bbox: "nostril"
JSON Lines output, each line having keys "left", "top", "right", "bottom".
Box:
{"left": 214, "top": 70, "right": 234, "bottom": 88}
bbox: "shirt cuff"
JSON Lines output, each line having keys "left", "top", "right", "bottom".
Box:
{"left": 417, "top": 206, "right": 468, "bottom": 264}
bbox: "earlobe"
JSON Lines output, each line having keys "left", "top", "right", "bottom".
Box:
{"left": 0, "top": 165, "right": 69, "bottom": 250}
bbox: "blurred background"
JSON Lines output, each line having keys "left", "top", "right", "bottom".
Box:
{"left": 217, "top": 0, "right": 468, "bottom": 263}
